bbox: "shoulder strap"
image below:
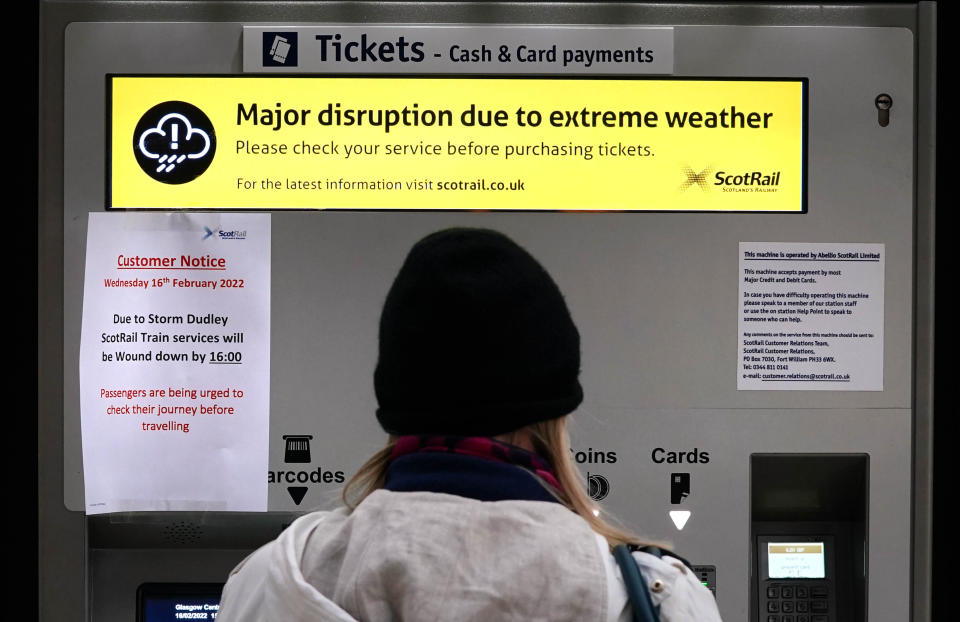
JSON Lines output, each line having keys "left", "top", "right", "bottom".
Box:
{"left": 612, "top": 544, "right": 660, "bottom": 622}
{"left": 628, "top": 544, "right": 695, "bottom": 572}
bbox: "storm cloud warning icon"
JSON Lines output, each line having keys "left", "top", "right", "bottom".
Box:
{"left": 133, "top": 101, "right": 216, "bottom": 184}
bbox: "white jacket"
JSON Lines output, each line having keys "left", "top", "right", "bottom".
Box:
{"left": 218, "top": 490, "right": 722, "bottom": 622}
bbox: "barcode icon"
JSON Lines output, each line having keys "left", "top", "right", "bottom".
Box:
{"left": 283, "top": 435, "right": 313, "bottom": 463}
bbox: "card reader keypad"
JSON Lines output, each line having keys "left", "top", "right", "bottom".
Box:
{"left": 763, "top": 583, "right": 831, "bottom": 622}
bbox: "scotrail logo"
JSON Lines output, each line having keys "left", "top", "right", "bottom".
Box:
{"left": 679, "top": 165, "right": 713, "bottom": 192}
{"left": 217, "top": 229, "right": 247, "bottom": 240}
{"left": 714, "top": 170, "right": 781, "bottom": 193}
{"left": 201, "top": 226, "right": 247, "bottom": 241}
{"left": 681, "top": 165, "right": 782, "bottom": 193}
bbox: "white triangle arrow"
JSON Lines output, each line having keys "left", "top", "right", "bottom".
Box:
{"left": 669, "top": 510, "right": 691, "bottom": 530}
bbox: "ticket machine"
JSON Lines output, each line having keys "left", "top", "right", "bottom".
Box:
{"left": 38, "top": 3, "right": 936, "bottom": 621}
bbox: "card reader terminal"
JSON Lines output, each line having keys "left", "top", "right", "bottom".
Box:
{"left": 757, "top": 535, "right": 836, "bottom": 622}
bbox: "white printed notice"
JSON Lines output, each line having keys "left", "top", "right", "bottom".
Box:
{"left": 79, "top": 213, "right": 270, "bottom": 514}
{"left": 738, "top": 242, "right": 884, "bottom": 391}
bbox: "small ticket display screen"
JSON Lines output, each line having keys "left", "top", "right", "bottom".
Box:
{"left": 138, "top": 584, "right": 223, "bottom": 622}
{"left": 767, "top": 542, "right": 826, "bottom": 579}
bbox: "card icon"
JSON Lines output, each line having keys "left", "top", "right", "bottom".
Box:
{"left": 671, "top": 472, "right": 690, "bottom": 504}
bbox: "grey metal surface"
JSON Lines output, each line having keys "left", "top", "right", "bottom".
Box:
{"left": 87, "top": 407, "right": 911, "bottom": 622}
{"left": 62, "top": 21, "right": 916, "bottom": 507}
{"left": 88, "top": 549, "right": 250, "bottom": 621}
{"left": 40, "top": 2, "right": 931, "bottom": 622}
{"left": 87, "top": 511, "right": 302, "bottom": 549}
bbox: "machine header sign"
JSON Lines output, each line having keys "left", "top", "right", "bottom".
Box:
{"left": 108, "top": 76, "right": 806, "bottom": 212}
{"left": 241, "top": 25, "right": 675, "bottom": 74}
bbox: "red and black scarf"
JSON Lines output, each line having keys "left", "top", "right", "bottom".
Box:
{"left": 385, "top": 435, "right": 564, "bottom": 502}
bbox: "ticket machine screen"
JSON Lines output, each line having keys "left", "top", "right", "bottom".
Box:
{"left": 138, "top": 584, "right": 223, "bottom": 622}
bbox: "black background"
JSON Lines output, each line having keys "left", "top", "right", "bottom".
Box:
{"left": 22, "top": 1, "right": 948, "bottom": 617}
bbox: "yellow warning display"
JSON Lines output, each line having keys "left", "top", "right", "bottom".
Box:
{"left": 109, "top": 76, "right": 806, "bottom": 211}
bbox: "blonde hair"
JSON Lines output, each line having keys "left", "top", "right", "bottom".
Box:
{"left": 341, "top": 416, "right": 663, "bottom": 550}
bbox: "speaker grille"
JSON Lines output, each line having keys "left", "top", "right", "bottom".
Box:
{"left": 161, "top": 520, "right": 203, "bottom": 545}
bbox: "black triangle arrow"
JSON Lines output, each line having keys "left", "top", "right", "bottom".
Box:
{"left": 287, "top": 486, "right": 308, "bottom": 505}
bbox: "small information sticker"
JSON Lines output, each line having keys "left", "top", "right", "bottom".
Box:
{"left": 738, "top": 242, "right": 884, "bottom": 391}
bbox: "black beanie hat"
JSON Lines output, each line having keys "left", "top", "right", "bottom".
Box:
{"left": 374, "top": 228, "right": 583, "bottom": 436}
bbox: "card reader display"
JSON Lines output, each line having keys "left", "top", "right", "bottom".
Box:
{"left": 767, "top": 542, "right": 826, "bottom": 579}
{"left": 757, "top": 535, "right": 836, "bottom": 622}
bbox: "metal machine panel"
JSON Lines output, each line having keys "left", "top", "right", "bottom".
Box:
{"left": 41, "top": 5, "right": 929, "bottom": 621}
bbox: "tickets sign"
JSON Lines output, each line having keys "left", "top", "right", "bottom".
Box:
{"left": 108, "top": 76, "right": 806, "bottom": 211}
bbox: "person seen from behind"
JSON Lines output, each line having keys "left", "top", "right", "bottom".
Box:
{"left": 218, "top": 227, "right": 723, "bottom": 622}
